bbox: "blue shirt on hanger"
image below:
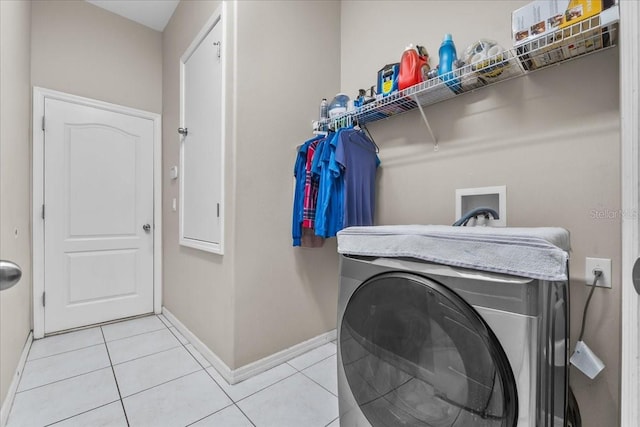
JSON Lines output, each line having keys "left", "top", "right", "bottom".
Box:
{"left": 333, "top": 128, "right": 380, "bottom": 228}
{"left": 315, "top": 129, "right": 345, "bottom": 238}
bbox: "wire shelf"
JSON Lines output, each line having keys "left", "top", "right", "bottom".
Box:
{"left": 329, "top": 7, "right": 619, "bottom": 130}
{"left": 517, "top": 13, "right": 617, "bottom": 71}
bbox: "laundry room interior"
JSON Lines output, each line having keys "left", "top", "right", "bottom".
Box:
{"left": 0, "top": 0, "right": 636, "bottom": 426}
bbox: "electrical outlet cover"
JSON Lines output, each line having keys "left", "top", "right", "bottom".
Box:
{"left": 585, "top": 257, "right": 612, "bottom": 288}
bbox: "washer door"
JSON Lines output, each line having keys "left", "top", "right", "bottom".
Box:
{"left": 340, "top": 272, "right": 517, "bottom": 427}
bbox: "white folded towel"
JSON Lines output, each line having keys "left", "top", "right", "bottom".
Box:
{"left": 337, "top": 225, "right": 570, "bottom": 281}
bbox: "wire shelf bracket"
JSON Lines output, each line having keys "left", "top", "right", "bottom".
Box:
{"left": 413, "top": 94, "right": 438, "bottom": 150}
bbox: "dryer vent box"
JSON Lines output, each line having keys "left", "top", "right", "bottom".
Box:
{"left": 456, "top": 186, "right": 507, "bottom": 226}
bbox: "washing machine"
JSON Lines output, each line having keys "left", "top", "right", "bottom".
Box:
{"left": 337, "top": 253, "right": 573, "bottom": 427}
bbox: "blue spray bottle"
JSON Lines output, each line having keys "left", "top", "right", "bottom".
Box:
{"left": 438, "top": 34, "right": 461, "bottom": 93}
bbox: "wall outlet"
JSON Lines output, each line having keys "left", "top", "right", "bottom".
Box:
{"left": 585, "top": 257, "right": 611, "bottom": 288}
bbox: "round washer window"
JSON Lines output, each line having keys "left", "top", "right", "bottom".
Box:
{"left": 340, "top": 272, "right": 517, "bottom": 427}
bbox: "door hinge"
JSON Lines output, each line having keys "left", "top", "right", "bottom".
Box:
{"left": 41, "top": 204, "right": 45, "bottom": 220}
{"left": 217, "top": 203, "right": 220, "bottom": 218}
{"left": 42, "top": 116, "right": 45, "bottom": 131}
{"left": 42, "top": 292, "right": 46, "bottom": 307}
{"left": 213, "top": 41, "right": 221, "bottom": 59}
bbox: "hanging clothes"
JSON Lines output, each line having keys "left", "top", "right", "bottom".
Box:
{"left": 302, "top": 138, "right": 321, "bottom": 229}
{"left": 292, "top": 127, "right": 380, "bottom": 246}
{"left": 314, "top": 128, "right": 345, "bottom": 238}
{"left": 301, "top": 138, "right": 324, "bottom": 247}
{"left": 292, "top": 135, "right": 323, "bottom": 246}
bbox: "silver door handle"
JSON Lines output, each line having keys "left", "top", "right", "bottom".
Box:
{"left": 178, "top": 127, "right": 188, "bottom": 136}
{"left": 0, "top": 260, "right": 22, "bottom": 291}
{"left": 143, "top": 224, "right": 151, "bottom": 233}
{"left": 633, "top": 257, "right": 640, "bottom": 295}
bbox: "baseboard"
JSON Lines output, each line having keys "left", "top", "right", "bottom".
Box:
{"left": 0, "top": 332, "right": 33, "bottom": 427}
{"left": 162, "top": 307, "right": 336, "bottom": 385}
{"left": 232, "top": 328, "right": 336, "bottom": 384}
{"left": 161, "top": 308, "right": 236, "bottom": 384}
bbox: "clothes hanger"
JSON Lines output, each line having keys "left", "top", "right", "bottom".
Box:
{"left": 360, "top": 122, "right": 379, "bottom": 153}
{"left": 347, "top": 122, "right": 379, "bottom": 154}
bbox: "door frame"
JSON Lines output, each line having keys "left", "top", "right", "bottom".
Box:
{"left": 31, "top": 87, "right": 162, "bottom": 339}
{"left": 620, "top": 2, "right": 640, "bottom": 425}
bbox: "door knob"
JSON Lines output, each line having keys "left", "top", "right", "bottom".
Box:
{"left": 633, "top": 257, "right": 640, "bottom": 295}
{"left": 143, "top": 224, "right": 151, "bottom": 233}
{"left": 0, "top": 260, "right": 22, "bottom": 291}
{"left": 177, "top": 127, "right": 188, "bottom": 136}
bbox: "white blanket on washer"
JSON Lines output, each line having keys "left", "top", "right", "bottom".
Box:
{"left": 337, "top": 225, "right": 570, "bottom": 281}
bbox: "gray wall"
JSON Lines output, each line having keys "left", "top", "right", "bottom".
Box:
{"left": 0, "top": 0, "right": 32, "bottom": 405}
{"left": 341, "top": 1, "right": 620, "bottom": 425}
{"left": 161, "top": 0, "right": 342, "bottom": 369}
{"left": 161, "top": 0, "right": 236, "bottom": 366}
{"left": 232, "top": 0, "right": 341, "bottom": 367}
{"left": 31, "top": 0, "right": 162, "bottom": 113}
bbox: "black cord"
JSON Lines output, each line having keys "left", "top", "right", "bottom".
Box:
{"left": 578, "top": 270, "right": 603, "bottom": 342}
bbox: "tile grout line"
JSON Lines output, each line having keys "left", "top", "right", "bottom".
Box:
{"left": 15, "top": 363, "right": 112, "bottom": 394}
{"left": 103, "top": 326, "right": 167, "bottom": 344}
{"left": 42, "top": 400, "right": 121, "bottom": 427}
{"left": 165, "top": 325, "right": 212, "bottom": 371}
{"left": 110, "top": 343, "right": 183, "bottom": 367}
{"left": 103, "top": 316, "right": 181, "bottom": 366}
{"left": 183, "top": 403, "right": 257, "bottom": 427}
{"left": 119, "top": 368, "right": 202, "bottom": 399}
{"left": 105, "top": 323, "right": 182, "bottom": 366}
{"left": 100, "top": 327, "right": 131, "bottom": 427}
{"left": 287, "top": 351, "right": 339, "bottom": 398}
{"left": 229, "top": 370, "right": 300, "bottom": 405}
{"left": 182, "top": 405, "right": 230, "bottom": 426}
{"left": 234, "top": 403, "right": 258, "bottom": 427}
{"left": 324, "top": 416, "right": 340, "bottom": 427}
{"left": 298, "top": 370, "right": 338, "bottom": 397}
{"left": 288, "top": 349, "right": 337, "bottom": 372}
{"left": 167, "top": 328, "right": 234, "bottom": 399}
{"left": 27, "top": 340, "right": 105, "bottom": 362}
{"left": 157, "top": 314, "right": 173, "bottom": 328}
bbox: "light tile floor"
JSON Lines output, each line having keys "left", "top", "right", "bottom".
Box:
{"left": 6, "top": 315, "right": 339, "bottom": 427}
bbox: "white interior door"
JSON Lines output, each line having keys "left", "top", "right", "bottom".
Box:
{"left": 179, "top": 7, "right": 224, "bottom": 254}
{"left": 43, "top": 98, "right": 154, "bottom": 333}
